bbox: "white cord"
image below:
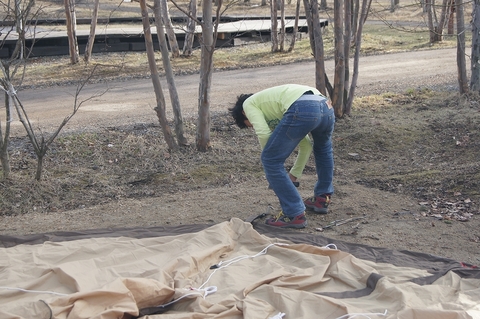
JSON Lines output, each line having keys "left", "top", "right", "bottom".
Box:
{"left": 0, "top": 286, "right": 69, "bottom": 297}
{"left": 159, "top": 243, "right": 288, "bottom": 307}
{"left": 335, "top": 309, "right": 388, "bottom": 319}
{"left": 158, "top": 286, "right": 218, "bottom": 308}
{"left": 269, "top": 312, "right": 286, "bottom": 319}
{"left": 323, "top": 243, "right": 338, "bottom": 250}
{"left": 199, "top": 243, "right": 285, "bottom": 290}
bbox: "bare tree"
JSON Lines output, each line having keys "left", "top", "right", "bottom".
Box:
{"left": 271, "top": 0, "right": 279, "bottom": 52}
{"left": 9, "top": 66, "right": 106, "bottom": 180}
{"left": 279, "top": 0, "right": 286, "bottom": 51}
{"left": 0, "top": 64, "right": 13, "bottom": 179}
{"left": 84, "top": 0, "right": 100, "bottom": 63}
{"left": 288, "top": 0, "right": 301, "bottom": 52}
{"left": 196, "top": 0, "right": 220, "bottom": 151}
{"left": 160, "top": 0, "right": 180, "bottom": 58}
{"left": 447, "top": 0, "right": 455, "bottom": 35}
{"left": 64, "top": 0, "right": 79, "bottom": 64}
{"left": 182, "top": 0, "right": 197, "bottom": 56}
{"left": 139, "top": 0, "right": 178, "bottom": 150}
{"left": 425, "top": 0, "right": 451, "bottom": 43}
{"left": 305, "top": 0, "right": 372, "bottom": 116}
{"left": 343, "top": 0, "right": 352, "bottom": 108}
{"left": 152, "top": 0, "right": 188, "bottom": 146}
{"left": 456, "top": 0, "right": 468, "bottom": 93}
{"left": 471, "top": 0, "right": 480, "bottom": 91}
{"left": 345, "top": 0, "right": 372, "bottom": 114}
{"left": 169, "top": 0, "right": 224, "bottom": 151}
{"left": 331, "top": 0, "right": 345, "bottom": 118}
{"left": 0, "top": 0, "right": 39, "bottom": 179}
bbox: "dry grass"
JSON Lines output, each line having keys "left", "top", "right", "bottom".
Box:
{"left": 2, "top": 90, "right": 479, "bottom": 218}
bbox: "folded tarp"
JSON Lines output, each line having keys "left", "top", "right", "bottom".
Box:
{"left": 1, "top": 218, "right": 479, "bottom": 319}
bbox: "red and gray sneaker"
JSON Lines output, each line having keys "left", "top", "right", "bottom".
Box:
{"left": 304, "top": 194, "right": 331, "bottom": 214}
{"left": 265, "top": 211, "right": 307, "bottom": 229}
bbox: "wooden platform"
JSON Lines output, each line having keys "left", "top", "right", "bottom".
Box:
{"left": 0, "top": 17, "right": 328, "bottom": 58}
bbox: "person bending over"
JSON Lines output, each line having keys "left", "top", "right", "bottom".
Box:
{"left": 229, "top": 84, "right": 335, "bottom": 228}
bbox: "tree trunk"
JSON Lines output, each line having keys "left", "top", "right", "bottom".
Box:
{"left": 139, "top": 0, "right": 177, "bottom": 150}
{"left": 84, "top": 0, "right": 99, "bottom": 63}
{"left": 271, "top": 0, "right": 279, "bottom": 52}
{"left": 182, "top": 0, "right": 197, "bottom": 56}
{"left": 196, "top": 0, "right": 215, "bottom": 151}
{"left": 332, "top": 0, "right": 345, "bottom": 118}
{"left": 471, "top": 0, "right": 480, "bottom": 91}
{"left": 0, "top": 89, "right": 11, "bottom": 179}
{"left": 320, "top": 0, "right": 327, "bottom": 9}
{"left": 303, "top": 0, "right": 315, "bottom": 53}
{"left": 425, "top": 0, "right": 436, "bottom": 43}
{"left": 288, "top": 0, "right": 301, "bottom": 52}
{"left": 447, "top": 0, "right": 455, "bottom": 35}
{"left": 161, "top": 0, "right": 180, "bottom": 58}
{"left": 64, "top": 0, "right": 79, "bottom": 64}
{"left": 279, "top": 0, "right": 285, "bottom": 51}
{"left": 343, "top": 0, "right": 352, "bottom": 108}
{"left": 346, "top": 0, "right": 371, "bottom": 114}
{"left": 351, "top": 0, "right": 359, "bottom": 41}
{"left": 456, "top": 0, "right": 468, "bottom": 93}
{"left": 35, "top": 153, "right": 44, "bottom": 181}
{"left": 434, "top": 0, "right": 450, "bottom": 41}
{"left": 311, "top": 0, "right": 327, "bottom": 95}
{"left": 153, "top": 0, "right": 188, "bottom": 146}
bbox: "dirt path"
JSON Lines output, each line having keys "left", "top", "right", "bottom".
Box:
{"left": 13, "top": 48, "right": 459, "bottom": 135}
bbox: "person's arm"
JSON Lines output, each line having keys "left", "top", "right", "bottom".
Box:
{"left": 243, "top": 104, "right": 271, "bottom": 149}
{"left": 289, "top": 135, "right": 312, "bottom": 179}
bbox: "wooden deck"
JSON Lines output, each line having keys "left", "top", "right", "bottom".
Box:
{"left": 0, "top": 17, "right": 328, "bottom": 58}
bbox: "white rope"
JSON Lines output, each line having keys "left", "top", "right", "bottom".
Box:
{"left": 323, "top": 243, "right": 338, "bottom": 250}
{"left": 158, "top": 286, "right": 218, "bottom": 308}
{"left": 269, "top": 312, "right": 286, "bottom": 319}
{"left": 159, "top": 243, "right": 289, "bottom": 308}
{"left": 0, "top": 286, "right": 68, "bottom": 297}
{"left": 335, "top": 309, "right": 388, "bottom": 319}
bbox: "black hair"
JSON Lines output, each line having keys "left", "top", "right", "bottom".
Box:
{"left": 229, "top": 93, "right": 253, "bottom": 129}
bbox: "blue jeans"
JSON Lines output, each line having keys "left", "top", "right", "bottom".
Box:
{"left": 261, "top": 95, "right": 335, "bottom": 218}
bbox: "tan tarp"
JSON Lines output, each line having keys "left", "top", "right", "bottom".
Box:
{"left": 1, "top": 218, "right": 479, "bottom": 319}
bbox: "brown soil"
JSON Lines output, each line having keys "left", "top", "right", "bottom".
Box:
{"left": 1, "top": 51, "right": 479, "bottom": 267}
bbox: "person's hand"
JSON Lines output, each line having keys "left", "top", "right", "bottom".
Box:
{"left": 289, "top": 173, "right": 297, "bottom": 183}
{"left": 289, "top": 173, "right": 299, "bottom": 187}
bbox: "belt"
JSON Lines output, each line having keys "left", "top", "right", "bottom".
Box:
{"left": 296, "top": 94, "right": 326, "bottom": 102}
